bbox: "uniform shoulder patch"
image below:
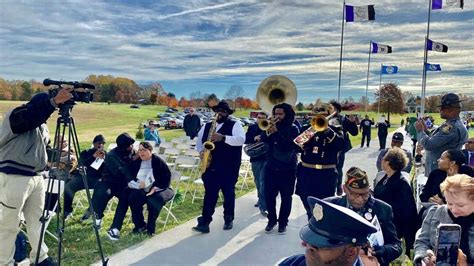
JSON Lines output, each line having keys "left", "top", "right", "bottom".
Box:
{"left": 441, "top": 123, "right": 453, "bottom": 133}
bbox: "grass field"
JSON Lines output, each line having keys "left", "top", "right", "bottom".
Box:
{"left": 0, "top": 100, "right": 470, "bottom": 265}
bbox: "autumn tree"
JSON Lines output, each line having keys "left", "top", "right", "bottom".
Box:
{"left": 373, "top": 82, "right": 404, "bottom": 123}
{"left": 149, "top": 92, "right": 158, "bottom": 104}
{"left": 225, "top": 85, "right": 244, "bottom": 109}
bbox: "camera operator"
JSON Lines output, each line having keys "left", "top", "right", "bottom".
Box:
{"left": 0, "top": 89, "right": 72, "bottom": 266}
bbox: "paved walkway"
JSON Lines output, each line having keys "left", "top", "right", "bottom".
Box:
{"left": 95, "top": 128, "right": 410, "bottom": 266}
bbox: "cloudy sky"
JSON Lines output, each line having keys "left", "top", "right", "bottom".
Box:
{"left": 0, "top": 0, "right": 472, "bottom": 103}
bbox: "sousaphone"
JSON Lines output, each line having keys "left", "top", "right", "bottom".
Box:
{"left": 256, "top": 75, "right": 297, "bottom": 114}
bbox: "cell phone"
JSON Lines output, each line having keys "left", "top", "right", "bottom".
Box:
{"left": 435, "top": 224, "right": 461, "bottom": 266}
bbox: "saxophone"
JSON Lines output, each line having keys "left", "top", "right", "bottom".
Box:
{"left": 199, "top": 113, "right": 218, "bottom": 173}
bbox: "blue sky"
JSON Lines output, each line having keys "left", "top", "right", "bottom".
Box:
{"left": 0, "top": 0, "right": 472, "bottom": 103}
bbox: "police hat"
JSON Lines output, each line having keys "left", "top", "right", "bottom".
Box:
{"left": 437, "top": 93, "right": 461, "bottom": 108}
{"left": 300, "top": 197, "right": 377, "bottom": 248}
{"left": 392, "top": 132, "right": 404, "bottom": 143}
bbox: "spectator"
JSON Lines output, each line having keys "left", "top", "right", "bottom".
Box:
{"left": 279, "top": 197, "right": 378, "bottom": 266}
{"left": 415, "top": 93, "right": 468, "bottom": 175}
{"left": 325, "top": 167, "right": 402, "bottom": 266}
{"left": 376, "top": 115, "right": 389, "bottom": 150}
{"left": 63, "top": 134, "right": 106, "bottom": 221}
{"left": 0, "top": 89, "right": 73, "bottom": 265}
{"left": 128, "top": 142, "right": 171, "bottom": 236}
{"left": 359, "top": 115, "right": 374, "bottom": 148}
{"left": 414, "top": 174, "right": 474, "bottom": 265}
{"left": 183, "top": 107, "right": 201, "bottom": 140}
{"left": 92, "top": 133, "right": 136, "bottom": 241}
{"left": 376, "top": 132, "right": 413, "bottom": 173}
{"left": 144, "top": 121, "right": 161, "bottom": 146}
{"left": 462, "top": 137, "right": 474, "bottom": 168}
{"left": 406, "top": 116, "right": 418, "bottom": 156}
{"left": 374, "top": 147, "right": 420, "bottom": 256}
{"left": 420, "top": 149, "right": 474, "bottom": 205}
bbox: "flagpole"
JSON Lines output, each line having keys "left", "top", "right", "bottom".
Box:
{"left": 421, "top": 0, "right": 433, "bottom": 116}
{"left": 365, "top": 41, "right": 372, "bottom": 113}
{"left": 337, "top": 0, "right": 346, "bottom": 102}
{"left": 378, "top": 63, "right": 383, "bottom": 114}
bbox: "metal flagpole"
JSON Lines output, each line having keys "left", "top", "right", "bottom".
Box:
{"left": 337, "top": 0, "right": 346, "bottom": 102}
{"left": 421, "top": 0, "right": 433, "bottom": 116}
{"left": 365, "top": 41, "right": 372, "bottom": 113}
{"left": 378, "top": 63, "right": 383, "bottom": 114}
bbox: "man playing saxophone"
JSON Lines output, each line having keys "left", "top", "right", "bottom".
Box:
{"left": 295, "top": 106, "right": 345, "bottom": 220}
{"left": 193, "top": 100, "right": 245, "bottom": 233}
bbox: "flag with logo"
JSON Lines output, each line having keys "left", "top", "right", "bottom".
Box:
{"left": 432, "top": 0, "right": 463, "bottom": 9}
{"left": 381, "top": 65, "right": 398, "bottom": 74}
{"left": 425, "top": 63, "right": 442, "bottom": 71}
{"left": 372, "top": 42, "right": 392, "bottom": 54}
{"left": 427, "top": 39, "right": 448, "bottom": 52}
{"left": 345, "top": 5, "right": 375, "bottom": 22}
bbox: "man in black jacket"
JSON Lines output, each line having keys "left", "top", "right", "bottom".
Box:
{"left": 183, "top": 107, "right": 201, "bottom": 139}
{"left": 261, "top": 103, "right": 299, "bottom": 234}
{"left": 328, "top": 101, "right": 358, "bottom": 195}
{"left": 359, "top": 115, "right": 374, "bottom": 148}
{"left": 0, "top": 89, "right": 72, "bottom": 266}
{"left": 325, "top": 167, "right": 402, "bottom": 266}
{"left": 91, "top": 133, "right": 136, "bottom": 241}
{"left": 63, "top": 134, "right": 106, "bottom": 221}
{"left": 245, "top": 111, "right": 268, "bottom": 215}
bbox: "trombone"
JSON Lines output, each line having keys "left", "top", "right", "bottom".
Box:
{"left": 293, "top": 112, "right": 337, "bottom": 148}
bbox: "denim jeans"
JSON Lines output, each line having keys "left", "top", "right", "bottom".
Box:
{"left": 251, "top": 160, "right": 266, "bottom": 211}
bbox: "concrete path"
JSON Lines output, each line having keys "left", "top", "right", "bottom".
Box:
{"left": 96, "top": 128, "right": 410, "bottom": 266}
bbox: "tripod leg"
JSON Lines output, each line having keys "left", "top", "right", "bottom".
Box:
{"left": 70, "top": 117, "right": 109, "bottom": 265}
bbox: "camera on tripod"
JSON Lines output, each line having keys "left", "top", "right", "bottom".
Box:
{"left": 44, "top": 78, "right": 95, "bottom": 105}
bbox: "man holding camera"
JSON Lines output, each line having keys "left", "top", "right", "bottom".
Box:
{"left": 0, "top": 89, "right": 72, "bottom": 265}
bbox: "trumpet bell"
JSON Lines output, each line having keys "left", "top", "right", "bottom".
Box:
{"left": 256, "top": 75, "right": 297, "bottom": 114}
{"left": 311, "top": 115, "right": 328, "bottom": 132}
{"left": 258, "top": 119, "right": 271, "bottom": 131}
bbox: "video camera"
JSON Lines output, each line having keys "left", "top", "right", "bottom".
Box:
{"left": 44, "top": 78, "right": 95, "bottom": 104}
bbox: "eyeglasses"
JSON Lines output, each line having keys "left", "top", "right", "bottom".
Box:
{"left": 346, "top": 187, "right": 371, "bottom": 199}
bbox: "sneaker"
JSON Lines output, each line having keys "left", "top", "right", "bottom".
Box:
{"left": 132, "top": 226, "right": 147, "bottom": 234}
{"left": 107, "top": 228, "right": 120, "bottom": 241}
{"left": 37, "top": 257, "right": 57, "bottom": 266}
{"left": 278, "top": 225, "right": 287, "bottom": 235}
{"left": 265, "top": 222, "right": 276, "bottom": 233}
{"left": 94, "top": 219, "right": 102, "bottom": 229}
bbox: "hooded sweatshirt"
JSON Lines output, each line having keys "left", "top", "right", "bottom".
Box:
{"left": 101, "top": 133, "right": 135, "bottom": 188}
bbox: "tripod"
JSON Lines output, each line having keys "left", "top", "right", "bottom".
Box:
{"left": 35, "top": 103, "right": 108, "bottom": 265}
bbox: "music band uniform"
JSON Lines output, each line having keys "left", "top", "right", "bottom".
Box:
{"left": 296, "top": 122, "right": 344, "bottom": 220}
{"left": 194, "top": 101, "right": 245, "bottom": 232}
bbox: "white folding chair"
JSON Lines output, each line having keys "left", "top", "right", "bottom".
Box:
{"left": 415, "top": 174, "right": 428, "bottom": 212}
{"left": 163, "top": 147, "right": 180, "bottom": 166}
{"left": 238, "top": 159, "right": 252, "bottom": 192}
{"left": 159, "top": 142, "right": 174, "bottom": 154}
{"left": 107, "top": 143, "right": 117, "bottom": 152}
{"left": 184, "top": 149, "right": 200, "bottom": 158}
{"left": 170, "top": 138, "right": 181, "bottom": 145}
{"left": 174, "top": 156, "right": 199, "bottom": 199}
{"left": 176, "top": 143, "right": 190, "bottom": 154}
{"left": 160, "top": 171, "right": 181, "bottom": 229}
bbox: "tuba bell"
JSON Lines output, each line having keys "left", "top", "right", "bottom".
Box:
{"left": 256, "top": 75, "right": 297, "bottom": 114}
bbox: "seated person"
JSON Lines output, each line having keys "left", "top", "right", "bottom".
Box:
{"left": 325, "top": 167, "right": 402, "bottom": 266}
{"left": 63, "top": 134, "right": 106, "bottom": 220}
{"left": 144, "top": 121, "right": 161, "bottom": 146}
{"left": 128, "top": 142, "right": 171, "bottom": 236}
{"left": 414, "top": 174, "right": 473, "bottom": 265}
{"left": 91, "top": 133, "right": 136, "bottom": 241}
{"left": 279, "top": 196, "right": 378, "bottom": 266}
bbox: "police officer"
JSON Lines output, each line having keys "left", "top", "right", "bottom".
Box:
{"left": 295, "top": 106, "right": 344, "bottom": 220}
{"left": 328, "top": 101, "right": 359, "bottom": 195}
{"left": 325, "top": 167, "right": 402, "bottom": 266}
{"left": 415, "top": 93, "right": 468, "bottom": 175}
{"left": 279, "top": 196, "right": 378, "bottom": 266}
{"left": 359, "top": 115, "right": 374, "bottom": 148}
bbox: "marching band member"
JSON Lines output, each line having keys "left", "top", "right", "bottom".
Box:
{"left": 295, "top": 106, "right": 344, "bottom": 220}
{"left": 192, "top": 100, "right": 245, "bottom": 234}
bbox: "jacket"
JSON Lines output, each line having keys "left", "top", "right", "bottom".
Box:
{"left": 128, "top": 154, "right": 171, "bottom": 190}
{"left": 325, "top": 196, "right": 402, "bottom": 266}
{"left": 0, "top": 93, "right": 56, "bottom": 176}
{"left": 414, "top": 205, "right": 474, "bottom": 263}
{"left": 80, "top": 147, "right": 106, "bottom": 180}
{"left": 102, "top": 147, "right": 135, "bottom": 189}
{"left": 245, "top": 123, "right": 266, "bottom": 162}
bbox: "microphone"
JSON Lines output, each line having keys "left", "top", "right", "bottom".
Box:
{"left": 43, "top": 78, "right": 95, "bottom": 90}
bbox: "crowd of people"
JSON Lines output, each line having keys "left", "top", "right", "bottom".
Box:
{"left": 0, "top": 90, "right": 473, "bottom": 265}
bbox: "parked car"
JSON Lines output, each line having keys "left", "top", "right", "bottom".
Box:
{"left": 165, "top": 107, "right": 178, "bottom": 113}
{"left": 165, "top": 119, "right": 178, "bottom": 129}
{"left": 175, "top": 118, "right": 184, "bottom": 128}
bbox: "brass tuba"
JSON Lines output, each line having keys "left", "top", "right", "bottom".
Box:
{"left": 256, "top": 75, "right": 297, "bottom": 133}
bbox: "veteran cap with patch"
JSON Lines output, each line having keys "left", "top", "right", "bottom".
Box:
{"left": 437, "top": 93, "right": 462, "bottom": 108}
{"left": 299, "top": 197, "right": 377, "bottom": 248}
{"left": 345, "top": 167, "right": 369, "bottom": 189}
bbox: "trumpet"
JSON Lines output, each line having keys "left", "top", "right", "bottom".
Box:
{"left": 258, "top": 117, "right": 279, "bottom": 132}
{"left": 293, "top": 112, "right": 336, "bottom": 148}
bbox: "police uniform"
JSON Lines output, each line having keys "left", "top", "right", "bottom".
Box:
{"left": 279, "top": 197, "right": 377, "bottom": 266}
{"left": 417, "top": 93, "right": 468, "bottom": 174}
{"left": 296, "top": 124, "right": 344, "bottom": 219}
